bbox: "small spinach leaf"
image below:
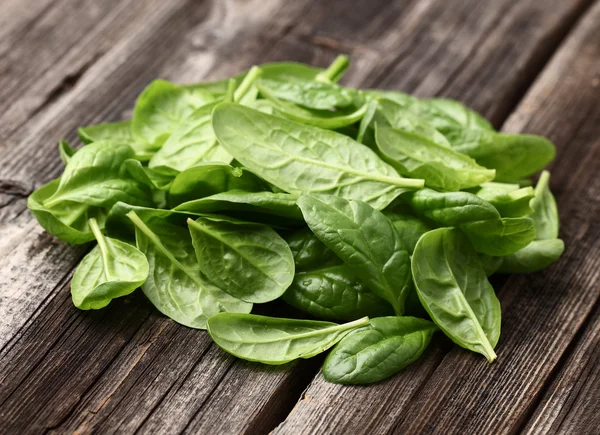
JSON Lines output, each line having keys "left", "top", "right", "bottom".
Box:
{"left": 461, "top": 217, "right": 535, "bottom": 256}
{"left": 71, "top": 218, "right": 148, "bottom": 309}
{"left": 284, "top": 228, "right": 342, "bottom": 272}
{"left": 412, "top": 228, "right": 501, "bottom": 362}
{"left": 322, "top": 316, "right": 436, "bottom": 384}
{"left": 530, "top": 170, "right": 559, "bottom": 240}
{"left": 79, "top": 120, "right": 154, "bottom": 161}
{"left": 297, "top": 194, "right": 411, "bottom": 315}
{"left": 58, "top": 140, "right": 76, "bottom": 165}
{"left": 188, "top": 215, "right": 295, "bottom": 303}
{"left": 497, "top": 239, "right": 565, "bottom": 273}
{"left": 473, "top": 183, "right": 534, "bottom": 217}
{"left": 128, "top": 211, "right": 251, "bottom": 328}
{"left": 207, "top": 313, "right": 369, "bottom": 364}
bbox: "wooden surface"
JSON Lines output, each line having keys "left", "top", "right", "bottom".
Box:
{"left": 0, "top": 0, "right": 598, "bottom": 433}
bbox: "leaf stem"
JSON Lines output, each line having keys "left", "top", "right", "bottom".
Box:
{"left": 316, "top": 55, "right": 349, "bottom": 83}
{"left": 225, "top": 78, "right": 236, "bottom": 103}
{"left": 234, "top": 66, "right": 262, "bottom": 102}
{"left": 88, "top": 217, "right": 112, "bottom": 277}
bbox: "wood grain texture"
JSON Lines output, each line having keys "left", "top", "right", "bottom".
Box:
{"left": 0, "top": 0, "right": 598, "bottom": 433}
{"left": 523, "top": 303, "right": 600, "bottom": 434}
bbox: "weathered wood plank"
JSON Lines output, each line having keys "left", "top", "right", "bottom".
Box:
{"left": 523, "top": 303, "right": 600, "bottom": 434}
{"left": 0, "top": 0, "right": 596, "bottom": 433}
{"left": 274, "top": 2, "right": 600, "bottom": 433}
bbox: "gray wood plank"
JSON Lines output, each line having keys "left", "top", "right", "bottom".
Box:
{"left": 523, "top": 303, "right": 600, "bottom": 434}
{"left": 0, "top": 0, "right": 596, "bottom": 433}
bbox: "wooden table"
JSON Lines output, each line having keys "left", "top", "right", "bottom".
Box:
{"left": 1, "top": 0, "right": 599, "bottom": 433}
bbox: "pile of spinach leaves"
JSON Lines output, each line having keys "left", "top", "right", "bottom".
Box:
{"left": 29, "top": 55, "right": 564, "bottom": 385}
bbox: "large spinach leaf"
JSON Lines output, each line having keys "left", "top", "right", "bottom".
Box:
{"left": 128, "top": 211, "right": 251, "bottom": 328}
{"left": 71, "top": 218, "right": 148, "bottom": 309}
{"left": 322, "top": 316, "right": 437, "bottom": 384}
{"left": 188, "top": 215, "right": 295, "bottom": 303}
{"left": 207, "top": 313, "right": 369, "bottom": 364}
{"left": 212, "top": 103, "right": 424, "bottom": 209}
{"left": 297, "top": 194, "right": 411, "bottom": 314}
{"left": 412, "top": 228, "right": 501, "bottom": 362}
{"left": 79, "top": 120, "right": 154, "bottom": 161}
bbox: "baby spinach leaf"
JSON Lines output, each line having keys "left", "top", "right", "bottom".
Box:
{"left": 188, "top": 215, "right": 295, "bottom": 303}
{"left": 284, "top": 228, "right": 342, "bottom": 272}
{"left": 375, "top": 125, "right": 495, "bottom": 191}
{"left": 412, "top": 228, "right": 501, "bottom": 362}
{"left": 174, "top": 191, "right": 304, "bottom": 223}
{"left": 43, "top": 142, "right": 153, "bottom": 209}
{"left": 530, "top": 170, "right": 559, "bottom": 240}
{"left": 461, "top": 217, "right": 535, "bottom": 256}
{"left": 408, "top": 188, "right": 500, "bottom": 226}
{"left": 497, "top": 239, "right": 565, "bottom": 273}
{"left": 71, "top": 218, "right": 148, "bottom": 310}
{"left": 123, "top": 159, "right": 174, "bottom": 190}
{"left": 58, "top": 140, "right": 76, "bottom": 165}
{"left": 128, "top": 211, "right": 251, "bottom": 328}
{"left": 384, "top": 210, "right": 432, "bottom": 253}
{"left": 148, "top": 101, "right": 233, "bottom": 172}
{"left": 212, "top": 103, "right": 424, "bottom": 210}
{"left": 473, "top": 182, "right": 534, "bottom": 217}
{"left": 257, "top": 84, "right": 367, "bottom": 129}
{"left": 479, "top": 254, "right": 503, "bottom": 276}
{"left": 28, "top": 178, "right": 106, "bottom": 244}
{"left": 297, "top": 194, "right": 411, "bottom": 315}
{"left": 207, "top": 313, "right": 369, "bottom": 364}
{"left": 167, "top": 163, "right": 267, "bottom": 207}
{"left": 79, "top": 119, "right": 154, "bottom": 161}
{"left": 132, "top": 80, "right": 215, "bottom": 149}
{"left": 445, "top": 128, "right": 556, "bottom": 181}
{"left": 282, "top": 265, "right": 392, "bottom": 321}
{"left": 424, "top": 98, "right": 493, "bottom": 131}
{"left": 322, "top": 316, "right": 436, "bottom": 384}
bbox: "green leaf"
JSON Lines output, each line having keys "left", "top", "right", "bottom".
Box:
{"left": 445, "top": 128, "right": 556, "bottom": 181}
{"left": 530, "top": 170, "right": 559, "bottom": 240}
{"left": 412, "top": 228, "right": 501, "bottom": 361}
{"left": 123, "top": 159, "right": 174, "bottom": 190}
{"left": 282, "top": 265, "right": 392, "bottom": 321}
{"left": 43, "top": 142, "right": 152, "bottom": 209}
{"left": 71, "top": 218, "right": 148, "bottom": 310}
{"left": 322, "top": 316, "right": 436, "bottom": 384}
{"left": 132, "top": 80, "right": 215, "bottom": 149}
{"left": 461, "top": 217, "right": 536, "bottom": 256}
{"left": 207, "top": 313, "right": 369, "bottom": 364}
{"left": 297, "top": 194, "right": 411, "bottom": 315}
{"left": 384, "top": 210, "right": 432, "bottom": 253}
{"left": 188, "top": 215, "right": 295, "bottom": 303}
{"left": 375, "top": 125, "right": 495, "bottom": 191}
{"left": 79, "top": 120, "right": 154, "bottom": 161}
{"left": 167, "top": 163, "right": 267, "bottom": 207}
{"left": 58, "top": 140, "right": 76, "bottom": 165}
{"left": 28, "top": 178, "right": 106, "bottom": 244}
{"left": 497, "top": 239, "right": 565, "bottom": 273}
{"left": 148, "top": 101, "right": 232, "bottom": 172}
{"left": 174, "top": 190, "right": 304, "bottom": 224}
{"left": 284, "top": 228, "right": 342, "bottom": 272}
{"left": 473, "top": 183, "right": 534, "bottom": 217}
{"left": 424, "top": 98, "right": 493, "bottom": 131}
{"left": 212, "top": 103, "right": 424, "bottom": 210}
{"left": 128, "top": 211, "right": 251, "bottom": 328}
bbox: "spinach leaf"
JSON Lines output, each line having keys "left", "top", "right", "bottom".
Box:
{"left": 207, "top": 313, "right": 369, "bottom": 364}
{"left": 132, "top": 80, "right": 215, "bottom": 149}
{"left": 43, "top": 142, "right": 152, "bottom": 209}
{"left": 445, "top": 128, "right": 556, "bottom": 181}
{"left": 412, "top": 228, "right": 501, "bottom": 362}
{"left": 473, "top": 182, "right": 534, "bottom": 217}
{"left": 128, "top": 211, "right": 251, "bottom": 328}
{"left": 284, "top": 228, "right": 341, "bottom": 272}
{"left": 282, "top": 265, "right": 392, "bottom": 321}
{"left": 375, "top": 125, "right": 495, "bottom": 191}
{"left": 123, "top": 159, "right": 174, "bottom": 190}
{"left": 167, "top": 163, "right": 267, "bottom": 207}
{"left": 461, "top": 217, "right": 535, "bottom": 256}
{"left": 530, "top": 170, "right": 559, "bottom": 240}
{"left": 148, "top": 101, "right": 232, "bottom": 172}
{"left": 425, "top": 98, "right": 493, "bottom": 131}
{"left": 212, "top": 103, "right": 424, "bottom": 209}
{"left": 58, "top": 140, "right": 76, "bottom": 165}
{"left": 174, "top": 191, "right": 304, "bottom": 223}
{"left": 28, "top": 178, "right": 106, "bottom": 244}
{"left": 71, "top": 218, "right": 148, "bottom": 309}
{"left": 322, "top": 316, "right": 436, "bottom": 384}
{"left": 384, "top": 210, "right": 432, "bottom": 253}
{"left": 257, "top": 84, "right": 368, "bottom": 129}
{"left": 79, "top": 119, "right": 154, "bottom": 161}
{"left": 497, "top": 239, "right": 565, "bottom": 274}
{"left": 188, "top": 215, "right": 295, "bottom": 303}
{"left": 297, "top": 194, "right": 411, "bottom": 314}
